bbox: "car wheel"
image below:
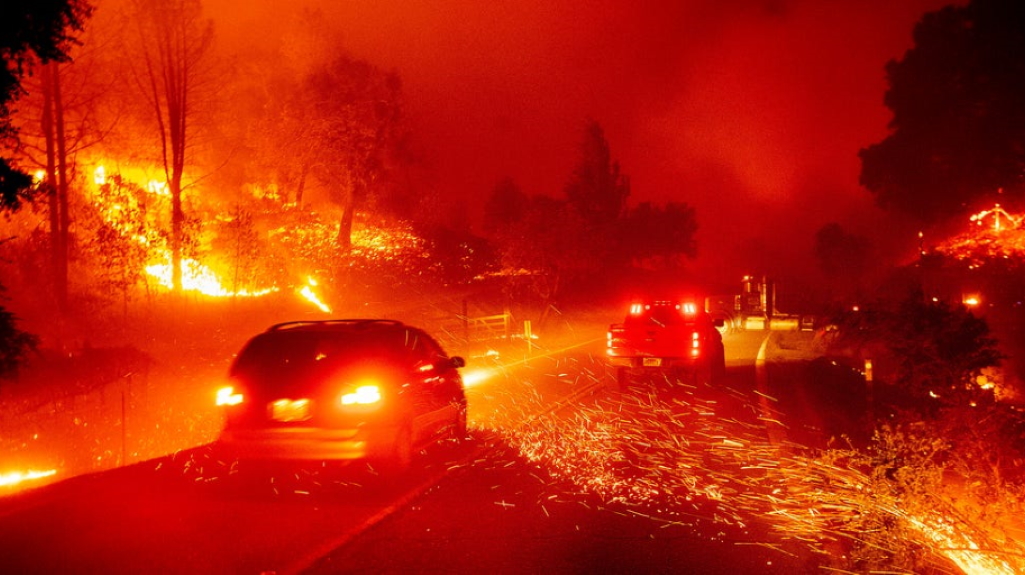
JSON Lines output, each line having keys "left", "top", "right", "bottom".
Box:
{"left": 451, "top": 403, "right": 469, "bottom": 441}
{"left": 380, "top": 424, "right": 413, "bottom": 477}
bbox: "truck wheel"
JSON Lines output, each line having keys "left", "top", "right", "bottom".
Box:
{"left": 712, "top": 353, "right": 726, "bottom": 383}
{"left": 616, "top": 367, "right": 630, "bottom": 392}
{"left": 693, "top": 363, "right": 714, "bottom": 387}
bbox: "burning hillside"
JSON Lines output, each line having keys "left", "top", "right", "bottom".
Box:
{"left": 931, "top": 205, "right": 1025, "bottom": 267}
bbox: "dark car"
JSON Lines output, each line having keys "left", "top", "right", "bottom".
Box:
{"left": 216, "top": 319, "right": 467, "bottom": 472}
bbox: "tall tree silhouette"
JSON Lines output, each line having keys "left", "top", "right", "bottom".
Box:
{"left": 0, "top": 0, "right": 92, "bottom": 211}
{"left": 860, "top": 0, "right": 1025, "bottom": 222}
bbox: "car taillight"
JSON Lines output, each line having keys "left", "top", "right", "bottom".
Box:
{"left": 216, "top": 386, "right": 244, "bottom": 406}
{"left": 690, "top": 331, "right": 700, "bottom": 358}
{"left": 340, "top": 384, "right": 383, "bottom": 406}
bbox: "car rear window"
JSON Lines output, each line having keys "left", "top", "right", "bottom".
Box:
{"left": 230, "top": 329, "right": 420, "bottom": 386}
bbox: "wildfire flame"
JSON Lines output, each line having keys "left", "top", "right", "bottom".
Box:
{"left": 298, "top": 276, "right": 331, "bottom": 313}
{"left": 934, "top": 204, "right": 1025, "bottom": 264}
{"left": 145, "top": 257, "right": 278, "bottom": 297}
{"left": 0, "top": 469, "right": 57, "bottom": 488}
{"left": 970, "top": 204, "right": 1021, "bottom": 232}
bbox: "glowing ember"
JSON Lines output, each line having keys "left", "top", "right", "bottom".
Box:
{"left": 486, "top": 357, "right": 1025, "bottom": 572}
{"left": 0, "top": 469, "right": 57, "bottom": 488}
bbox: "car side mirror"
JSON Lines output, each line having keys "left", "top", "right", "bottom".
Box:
{"left": 713, "top": 318, "right": 725, "bottom": 328}
{"left": 450, "top": 356, "right": 466, "bottom": 369}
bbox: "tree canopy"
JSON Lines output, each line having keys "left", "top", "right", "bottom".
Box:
{"left": 483, "top": 120, "right": 699, "bottom": 308}
{"left": 859, "top": 0, "right": 1025, "bottom": 222}
{"left": 1, "top": 0, "right": 92, "bottom": 211}
{"left": 564, "top": 120, "right": 629, "bottom": 226}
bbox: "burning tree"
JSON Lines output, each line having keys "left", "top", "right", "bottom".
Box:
{"left": 0, "top": 0, "right": 90, "bottom": 368}
{"left": 14, "top": 41, "right": 119, "bottom": 313}
{"left": 124, "top": 0, "right": 213, "bottom": 293}
{"left": 80, "top": 174, "right": 161, "bottom": 315}
{"left": 273, "top": 52, "right": 405, "bottom": 254}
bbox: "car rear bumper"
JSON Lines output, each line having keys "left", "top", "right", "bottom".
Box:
{"left": 218, "top": 425, "right": 399, "bottom": 461}
{"left": 607, "top": 356, "right": 700, "bottom": 369}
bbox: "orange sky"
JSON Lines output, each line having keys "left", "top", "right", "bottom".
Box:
{"left": 205, "top": 0, "right": 957, "bottom": 285}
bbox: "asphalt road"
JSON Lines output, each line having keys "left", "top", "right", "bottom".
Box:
{"left": 0, "top": 330, "right": 841, "bottom": 574}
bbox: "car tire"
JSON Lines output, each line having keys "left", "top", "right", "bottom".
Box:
{"left": 451, "top": 403, "right": 469, "bottom": 441}
{"left": 378, "top": 424, "right": 413, "bottom": 477}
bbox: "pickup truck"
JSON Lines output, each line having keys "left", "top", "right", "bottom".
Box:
{"left": 606, "top": 300, "right": 726, "bottom": 389}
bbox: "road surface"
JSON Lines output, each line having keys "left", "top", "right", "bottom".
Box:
{"left": 0, "top": 330, "right": 849, "bottom": 574}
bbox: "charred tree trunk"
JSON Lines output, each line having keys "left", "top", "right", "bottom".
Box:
{"left": 41, "top": 62, "right": 69, "bottom": 313}
{"left": 53, "top": 63, "right": 70, "bottom": 313}
{"left": 337, "top": 200, "right": 354, "bottom": 254}
{"left": 295, "top": 163, "right": 308, "bottom": 208}
{"left": 168, "top": 61, "right": 186, "bottom": 294}
{"left": 133, "top": 0, "right": 212, "bottom": 293}
{"left": 42, "top": 67, "right": 59, "bottom": 304}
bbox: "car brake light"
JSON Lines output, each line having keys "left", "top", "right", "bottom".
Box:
{"left": 216, "top": 386, "right": 244, "bottom": 406}
{"left": 629, "top": 303, "right": 644, "bottom": 315}
{"left": 341, "top": 384, "right": 382, "bottom": 406}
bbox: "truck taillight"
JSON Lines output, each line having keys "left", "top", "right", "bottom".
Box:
{"left": 690, "top": 331, "right": 700, "bottom": 357}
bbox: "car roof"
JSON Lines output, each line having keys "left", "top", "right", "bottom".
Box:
{"left": 264, "top": 319, "right": 411, "bottom": 333}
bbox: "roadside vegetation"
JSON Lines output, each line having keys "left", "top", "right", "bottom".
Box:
{"left": 799, "top": 293, "right": 1025, "bottom": 573}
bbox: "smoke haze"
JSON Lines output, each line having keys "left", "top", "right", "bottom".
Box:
{"left": 203, "top": 0, "right": 956, "bottom": 286}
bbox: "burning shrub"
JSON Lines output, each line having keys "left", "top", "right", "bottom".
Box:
{"left": 765, "top": 421, "right": 1025, "bottom": 574}
{"left": 824, "top": 292, "right": 1003, "bottom": 413}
